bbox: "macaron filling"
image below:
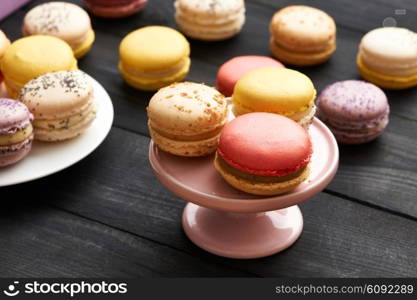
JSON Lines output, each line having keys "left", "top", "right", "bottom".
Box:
{"left": 121, "top": 58, "right": 190, "bottom": 79}
{"left": 149, "top": 122, "right": 224, "bottom": 142}
{"left": 0, "top": 125, "right": 33, "bottom": 146}
{"left": 216, "top": 154, "right": 308, "bottom": 183}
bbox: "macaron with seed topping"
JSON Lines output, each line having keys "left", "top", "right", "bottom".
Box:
{"left": 0, "top": 98, "right": 34, "bottom": 167}
{"left": 23, "top": 2, "right": 95, "bottom": 58}
{"left": 19, "top": 70, "right": 96, "bottom": 142}
{"left": 317, "top": 80, "right": 390, "bottom": 144}
{"left": 147, "top": 82, "right": 228, "bottom": 157}
{"left": 214, "top": 112, "right": 312, "bottom": 196}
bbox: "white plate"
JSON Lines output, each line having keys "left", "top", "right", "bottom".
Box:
{"left": 0, "top": 75, "right": 114, "bottom": 187}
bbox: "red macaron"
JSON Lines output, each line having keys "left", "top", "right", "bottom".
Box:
{"left": 83, "top": 0, "right": 148, "bottom": 18}
{"left": 216, "top": 55, "right": 284, "bottom": 97}
{"left": 214, "top": 112, "right": 312, "bottom": 195}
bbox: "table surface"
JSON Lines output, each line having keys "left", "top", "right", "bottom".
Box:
{"left": 1, "top": 0, "right": 417, "bottom": 278}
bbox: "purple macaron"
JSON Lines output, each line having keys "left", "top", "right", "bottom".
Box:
{"left": 317, "top": 80, "right": 389, "bottom": 144}
{"left": 0, "top": 98, "right": 34, "bottom": 167}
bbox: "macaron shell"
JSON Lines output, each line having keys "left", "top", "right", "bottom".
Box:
{"left": 84, "top": 0, "right": 147, "bottom": 18}
{"left": 147, "top": 82, "right": 227, "bottom": 136}
{"left": 217, "top": 112, "right": 312, "bottom": 176}
{"left": 175, "top": 0, "right": 245, "bottom": 22}
{"left": 23, "top": 2, "right": 92, "bottom": 43}
{"left": 0, "top": 98, "right": 33, "bottom": 134}
{"left": 119, "top": 26, "right": 190, "bottom": 73}
{"left": 270, "top": 5, "right": 336, "bottom": 51}
{"left": 216, "top": 55, "right": 284, "bottom": 96}
{"left": 1, "top": 35, "right": 77, "bottom": 87}
{"left": 73, "top": 30, "right": 95, "bottom": 58}
{"left": 317, "top": 80, "right": 388, "bottom": 122}
{"left": 232, "top": 67, "right": 316, "bottom": 116}
{"left": 359, "top": 27, "right": 417, "bottom": 69}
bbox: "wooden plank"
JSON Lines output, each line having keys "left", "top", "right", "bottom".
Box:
{"left": 2, "top": 127, "right": 415, "bottom": 277}
{"left": 0, "top": 202, "right": 252, "bottom": 277}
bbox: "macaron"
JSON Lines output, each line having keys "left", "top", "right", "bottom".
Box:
{"left": 0, "top": 98, "right": 34, "bottom": 167}
{"left": 19, "top": 70, "right": 96, "bottom": 142}
{"left": 147, "top": 82, "right": 228, "bottom": 157}
{"left": 216, "top": 55, "right": 284, "bottom": 97}
{"left": 269, "top": 5, "right": 336, "bottom": 66}
{"left": 119, "top": 26, "right": 191, "bottom": 91}
{"left": 232, "top": 67, "right": 316, "bottom": 128}
{"left": 215, "top": 112, "right": 312, "bottom": 196}
{"left": 83, "top": 0, "right": 147, "bottom": 18}
{"left": 1, "top": 35, "right": 77, "bottom": 99}
{"left": 317, "top": 80, "right": 389, "bottom": 144}
{"left": 0, "top": 30, "right": 11, "bottom": 83}
{"left": 174, "top": 0, "right": 245, "bottom": 41}
{"left": 23, "top": 2, "right": 95, "bottom": 59}
{"left": 357, "top": 27, "right": 417, "bottom": 89}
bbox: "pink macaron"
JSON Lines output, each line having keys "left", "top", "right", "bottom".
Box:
{"left": 214, "top": 112, "right": 312, "bottom": 195}
{"left": 317, "top": 80, "right": 390, "bottom": 144}
{"left": 216, "top": 55, "right": 284, "bottom": 96}
{"left": 0, "top": 98, "right": 34, "bottom": 167}
{"left": 83, "top": 0, "right": 148, "bottom": 18}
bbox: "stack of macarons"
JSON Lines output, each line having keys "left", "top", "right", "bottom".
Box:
{"left": 357, "top": 27, "right": 417, "bottom": 90}
{"left": 174, "top": 0, "right": 246, "bottom": 41}
{"left": 232, "top": 67, "right": 316, "bottom": 128}
{"left": 19, "top": 70, "right": 96, "bottom": 142}
{"left": 119, "top": 26, "right": 191, "bottom": 91}
{"left": 317, "top": 80, "right": 390, "bottom": 144}
{"left": 147, "top": 82, "right": 228, "bottom": 156}
{"left": 216, "top": 55, "right": 284, "bottom": 97}
{"left": 215, "top": 112, "right": 312, "bottom": 195}
{"left": 269, "top": 5, "right": 336, "bottom": 66}
{"left": 23, "top": 2, "right": 95, "bottom": 58}
{"left": 1, "top": 35, "right": 77, "bottom": 99}
{"left": 83, "top": 0, "right": 148, "bottom": 18}
{"left": 0, "top": 98, "right": 34, "bottom": 167}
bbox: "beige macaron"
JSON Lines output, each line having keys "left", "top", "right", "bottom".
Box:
{"left": 174, "top": 0, "right": 245, "bottom": 41}
{"left": 22, "top": 2, "right": 95, "bottom": 58}
{"left": 269, "top": 5, "right": 336, "bottom": 66}
{"left": 19, "top": 70, "right": 96, "bottom": 141}
{"left": 147, "top": 82, "right": 228, "bottom": 156}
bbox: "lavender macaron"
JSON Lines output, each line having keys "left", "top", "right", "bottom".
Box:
{"left": 317, "top": 80, "right": 389, "bottom": 144}
{"left": 0, "top": 98, "right": 34, "bottom": 167}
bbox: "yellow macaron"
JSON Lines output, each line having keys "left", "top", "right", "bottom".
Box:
{"left": 22, "top": 2, "right": 95, "bottom": 59}
{"left": 1, "top": 35, "right": 77, "bottom": 99}
{"left": 357, "top": 27, "right": 417, "bottom": 89}
{"left": 232, "top": 67, "right": 316, "bottom": 128}
{"left": 119, "top": 26, "right": 191, "bottom": 91}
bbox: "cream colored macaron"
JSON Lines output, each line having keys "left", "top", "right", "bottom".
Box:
{"left": 269, "top": 5, "right": 336, "bottom": 66}
{"left": 19, "top": 70, "right": 96, "bottom": 141}
{"left": 357, "top": 27, "right": 417, "bottom": 89}
{"left": 174, "top": 0, "right": 245, "bottom": 41}
{"left": 147, "top": 82, "right": 228, "bottom": 156}
{"left": 23, "top": 2, "right": 95, "bottom": 58}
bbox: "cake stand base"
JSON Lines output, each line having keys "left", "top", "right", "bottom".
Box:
{"left": 182, "top": 203, "right": 303, "bottom": 259}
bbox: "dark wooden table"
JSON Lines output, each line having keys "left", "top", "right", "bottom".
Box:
{"left": 1, "top": 0, "right": 416, "bottom": 277}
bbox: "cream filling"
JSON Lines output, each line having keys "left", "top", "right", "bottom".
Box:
{"left": 0, "top": 125, "right": 33, "bottom": 146}
{"left": 360, "top": 49, "right": 417, "bottom": 77}
{"left": 121, "top": 58, "right": 189, "bottom": 79}
{"left": 34, "top": 101, "right": 95, "bottom": 130}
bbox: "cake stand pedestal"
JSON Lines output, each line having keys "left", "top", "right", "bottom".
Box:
{"left": 149, "top": 118, "right": 338, "bottom": 259}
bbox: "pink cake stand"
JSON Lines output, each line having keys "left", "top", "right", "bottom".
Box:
{"left": 149, "top": 117, "right": 339, "bottom": 259}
